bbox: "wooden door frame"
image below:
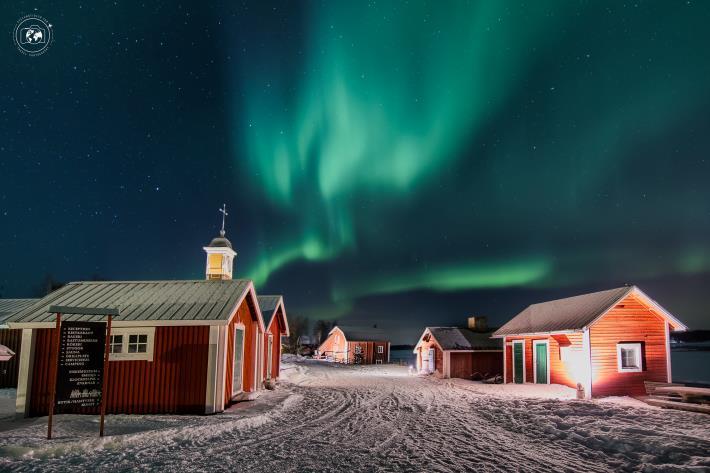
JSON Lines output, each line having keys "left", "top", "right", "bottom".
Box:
{"left": 512, "top": 340, "right": 525, "bottom": 383}
{"left": 532, "top": 339, "right": 550, "bottom": 384}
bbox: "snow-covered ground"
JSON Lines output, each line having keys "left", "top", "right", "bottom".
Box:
{"left": 0, "top": 361, "right": 709, "bottom": 472}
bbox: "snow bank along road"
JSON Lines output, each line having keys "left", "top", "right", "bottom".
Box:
{"left": 0, "top": 362, "right": 709, "bottom": 472}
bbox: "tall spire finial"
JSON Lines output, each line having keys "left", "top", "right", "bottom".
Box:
{"left": 218, "top": 203, "right": 228, "bottom": 237}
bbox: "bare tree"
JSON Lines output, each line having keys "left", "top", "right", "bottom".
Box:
{"left": 283, "top": 315, "right": 309, "bottom": 354}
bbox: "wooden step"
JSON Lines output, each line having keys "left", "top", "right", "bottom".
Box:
{"left": 644, "top": 398, "right": 710, "bottom": 414}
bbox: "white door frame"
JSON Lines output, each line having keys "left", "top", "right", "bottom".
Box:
{"left": 267, "top": 334, "right": 274, "bottom": 380}
{"left": 532, "top": 340, "right": 550, "bottom": 384}
{"left": 232, "top": 324, "right": 246, "bottom": 396}
{"left": 512, "top": 340, "right": 525, "bottom": 383}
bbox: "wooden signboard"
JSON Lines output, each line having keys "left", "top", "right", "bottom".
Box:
{"left": 46, "top": 306, "right": 117, "bottom": 439}
{"left": 54, "top": 321, "right": 106, "bottom": 413}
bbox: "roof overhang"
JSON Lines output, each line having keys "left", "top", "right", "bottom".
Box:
{"left": 264, "top": 296, "right": 290, "bottom": 337}
{"left": 8, "top": 281, "right": 267, "bottom": 332}
{"left": 491, "top": 329, "right": 582, "bottom": 339}
{"left": 584, "top": 286, "right": 688, "bottom": 332}
{"left": 413, "top": 328, "right": 443, "bottom": 353}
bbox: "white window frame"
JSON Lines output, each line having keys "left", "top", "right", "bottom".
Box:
{"left": 232, "top": 324, "right": 246, "bottom": 396}
{"left": 108, "top": 327, "right": 155, "bottom": 361}
{"left": 377, "top": 345, "right": 384, "bottom": 354}
{"left": 617, "top": 342, "right": 643, "bottom": 373}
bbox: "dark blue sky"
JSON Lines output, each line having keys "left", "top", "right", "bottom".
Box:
{"left": 1, "top": 1, "right": 709, "bottom": 343}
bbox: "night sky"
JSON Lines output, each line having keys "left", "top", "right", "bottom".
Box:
{"left": 2, "top": 1, "right": 709, "bottom": 343}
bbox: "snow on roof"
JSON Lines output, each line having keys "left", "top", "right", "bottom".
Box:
{"left": 335, "top": 325, "right": 388, "bottom": 342}
{"left": 427, "top": 327, "right": 501, "bottom": 351}
{"left": 0, "top": 298, "right": 39, "bottom": 326}
{"left": 493, "top": 285, "right": 686, "bottom": 337}
{"left": 5, "top": 280, "right": 254, "bottom": 326}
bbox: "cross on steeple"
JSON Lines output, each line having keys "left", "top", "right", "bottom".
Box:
{"left": 218, "top": 203, "right": 228, "bottom": 237}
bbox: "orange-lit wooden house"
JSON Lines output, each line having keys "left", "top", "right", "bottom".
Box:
{"left": 6, "top": 226, "right": 275, "bottom": 416}
{"left": 258, "top": 295, "right": 289, "bottom": 381}
{"left": 317, "top": 326, "right": 390, "bottom": 364}
{"left": 492, "top": 286, "right": 688, "bottom": 398}
{"left": 0, "top": 299, "right": 37, "bottom": 388}
{"left": 413, "top": 317, "right": 502, "bottom": 379}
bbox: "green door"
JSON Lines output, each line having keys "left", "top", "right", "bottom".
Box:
{"left": 535, "top": 342, "right": 548, "bottom": 384}
{"left": 513, "top": 342, "right": 523, "bottom": 383}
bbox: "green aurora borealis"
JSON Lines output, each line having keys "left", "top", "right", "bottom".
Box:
{"left": 233, "top": 1, "right": 710, "bottom": 329}
{"left": 1, "top": 1, "right": 709, "bottom": 340}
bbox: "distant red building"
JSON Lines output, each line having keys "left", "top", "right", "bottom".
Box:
{"left": 413, "top": 318, "right": 502, "bottom": 379}
{"left": 493, "top": 286, "right": 687, "bottom": 398}
{"left": 318, "top": 326, "right": 390, "bottom": 364}
{"left": 258, "top": 295, "right": 289, "bottom": 381}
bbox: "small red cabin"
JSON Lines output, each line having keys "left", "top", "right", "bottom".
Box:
{"left": 7, "top": 280, "right": 266, "bottom": 416}
{"left": 257, "top": 295, "right": 289, "bottom": 381}
{"left": 493, "top": 286, "right": 688, "bottom": 398}
{"left": 413, "top": 318, "right": 502, "bottom": 379}
{"left": 317, "top": 326, "right": 390, "bottom": 364}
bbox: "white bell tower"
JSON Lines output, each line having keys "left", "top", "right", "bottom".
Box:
{"left": 203, "top": 204, "right": 237, "bottom": 280}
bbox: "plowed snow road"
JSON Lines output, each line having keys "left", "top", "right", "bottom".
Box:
{"left": 0, "top": 362, "right": 708, "bottom": 472}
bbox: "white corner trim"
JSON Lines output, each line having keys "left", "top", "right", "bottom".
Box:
{"left": 15, "top": 329, "right": 36, "bottom": 417}
{"left": 665, "top": 321, "right": 672, "bottom": 382}
{"left": 502, "top": 336, "right": 507, "bottom": 383}
{"left": 205, "top": 325, "right": 220, "bottom": 414}
{"left": 582, "top": 328, "right": 592, "bottom": 399}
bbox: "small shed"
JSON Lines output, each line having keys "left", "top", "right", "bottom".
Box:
{"left": 413, "top": 319, "right": 502, "bottom": 379}
{"left": 492, "top": 285, "right": 688, "bottom": 398}
{"left": 0, "top": 299, "right": 38, "bottom": 389}
{"left": 257, "top": 295, "right": 289, "bottom": 381}
{"left": 6, "top": 280, "right": 265, "bottom": 416}
{"left": 318, "top": 326, "right": 390, "bottom": 364}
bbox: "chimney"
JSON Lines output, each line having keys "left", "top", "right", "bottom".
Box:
{"left": 467, "top": 316, "right": 488, "bottom": 332}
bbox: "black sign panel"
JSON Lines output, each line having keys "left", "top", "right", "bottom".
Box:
{"left": 54, "top": 321, "right": 106, "bottom": 413}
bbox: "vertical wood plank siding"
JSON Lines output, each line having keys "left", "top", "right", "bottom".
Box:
{"left": 589, "top": 294, "right": 668, "bottom": 397}
{"left": 505, "top": 335, "right": 584, "bottom": 387}
{"left": 28, "top": 326, "right": 209, "bottom": 416}
{"left": 0, "top": 329, "right": 22, "bottom": 388}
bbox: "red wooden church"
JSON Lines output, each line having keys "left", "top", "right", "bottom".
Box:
{"left": 492, "top": 286, "right": 687, "bottom": 398}
{"left": 257, "top": 295, "right": 289, "bottom": 381}
{"left": 7, "top": 219, "right": 289, "bottom": 416}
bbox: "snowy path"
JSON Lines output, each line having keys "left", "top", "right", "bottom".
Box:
{"left": 0, "top": 362, "right": 709, "bottom": 472}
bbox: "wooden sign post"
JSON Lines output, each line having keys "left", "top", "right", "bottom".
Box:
{"left": 46, "top": 306, "right": 119, "bottom": 440}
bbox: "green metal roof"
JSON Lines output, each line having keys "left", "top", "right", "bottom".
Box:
{"left": 6, "top": 280, "right": 253, "bottom": 326}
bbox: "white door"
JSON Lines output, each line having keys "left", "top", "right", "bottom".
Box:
{"left": 232, "top": 326, "right": 245, "bottom": 395}
{"left": 428, "top": 348, "right": 435, "bottom": 372}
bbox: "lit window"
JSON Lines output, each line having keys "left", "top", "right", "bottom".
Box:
{"left": 617, "top": 343, "right": 643, "bottom": 372}
{"left": 110, "top": 335, "right": 123, "bottom": 354}
{"left": 128, "top": 334, "right": 148, "bottom": 353}
{"left": 377, "top": 346, "right": 384, "bottom": 354}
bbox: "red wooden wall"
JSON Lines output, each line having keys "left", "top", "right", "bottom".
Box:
{"left": 589, "top": 294, "right": 668, "bottom": 397}
{"left": 0, "top": 329, "right": 22, "bottom": 389}
{"left": 505, "top": 334, "right": 583, "bottom": 387}
{"left": 29, "top": 325, "right": 209, "bottom": 416}
{"left": 318, "top": 328, "right": 347, "bottom": 362}
{"left": 450, "top": 352, "right": 502, "bottom": 379}
{"left": 224, "top": 296, "right": 260, "bottom": 405}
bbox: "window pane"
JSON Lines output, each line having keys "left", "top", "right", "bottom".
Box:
{"left": 128, "top": 344, "right": 137, "bottom": 353}
{"left": 138, "top": 334, "right": 147, "bottom": 343}
{"left": 129, "top": 334, "right": 138, "bottom": 344}
{"left": 136, "top": 344, "right": 147, "bottom": 353}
